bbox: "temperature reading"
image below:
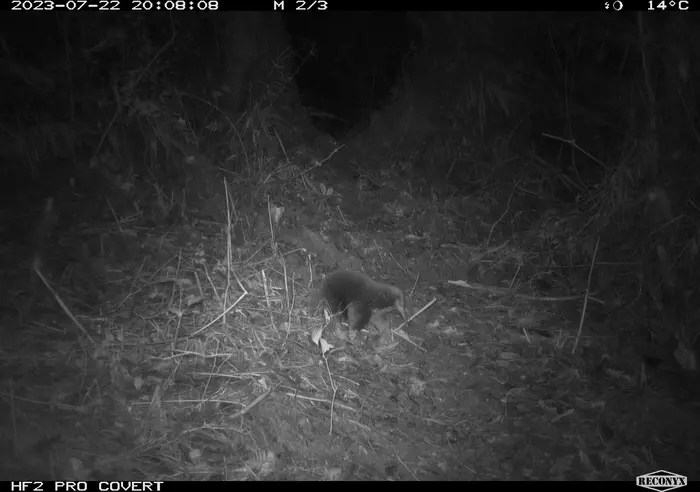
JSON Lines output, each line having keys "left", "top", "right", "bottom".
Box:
{"left": 648, "top": 0, "right": 689, "bottom": 9}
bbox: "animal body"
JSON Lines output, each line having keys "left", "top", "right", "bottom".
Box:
{"left": 313, "top": 270, "right": 407, "bottom": 332}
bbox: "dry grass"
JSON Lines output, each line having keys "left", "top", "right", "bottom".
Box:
{"left": 2, "top": 161, "right": 698, "bottom": 480}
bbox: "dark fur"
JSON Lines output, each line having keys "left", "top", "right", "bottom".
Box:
{"left": 314, "top": 270, "right": 406, "bottom": 331}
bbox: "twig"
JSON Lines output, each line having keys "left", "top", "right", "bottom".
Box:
{"left": 227, "top": 386, "right": 272, "bottom": 421}
{"left": 9, "top": 380, "right": 17, "bottom": 457}
{"left": 105, "top": 197, "right": 123, "bottom": 234}
{"left": 282, "top": 266, "right": 294, "bottom": 349}
{"left": 322, "top": 350, "right": 338, "bottom": 435}
{"left": 487, "top": 186, "right": 514, "bottom": 245}
{"left": 261, "top": 269, "right": 276, "bottom": 331}
{"left": 298, "top": 144, "right": 345, "bottom": 178}
{"left": 516, "top": 294, "right": 602, "bottom": 303}
{"left": 267, "top": 197, "right": 276, "bottom": 250}
{"left": 396, "top": 453, "right": 419, "bottom": 481}
{"left": 572, "top": 236, "right": 600, "bottom": 354}
{"left": 410, "top": 273, "right": 420, "bottom": 298}
{"left": 405, "top": 297, "right": 436, "bottom": 325}
{"left": 224, "top": 178, "right": 233, "bottom": 331}
{"left": 190, "top": 291, "right": 247, "bottom": 337}
{"left": 447, "top": 280, "right": 604, "bottom": 305}
{"left": 273, "top": 127, "right": 289, "bottom": 163}
{"left": 391, "top": 298, "right": 437, "bottom": 352}
{"left": 542, "top": 133, "right": 608, "bottom": 170}
{"left": 281, "top": 392, "right": 357, "bottom": 413}
{"left": 32, "top": 263, "right": 95, "bottom": 344}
